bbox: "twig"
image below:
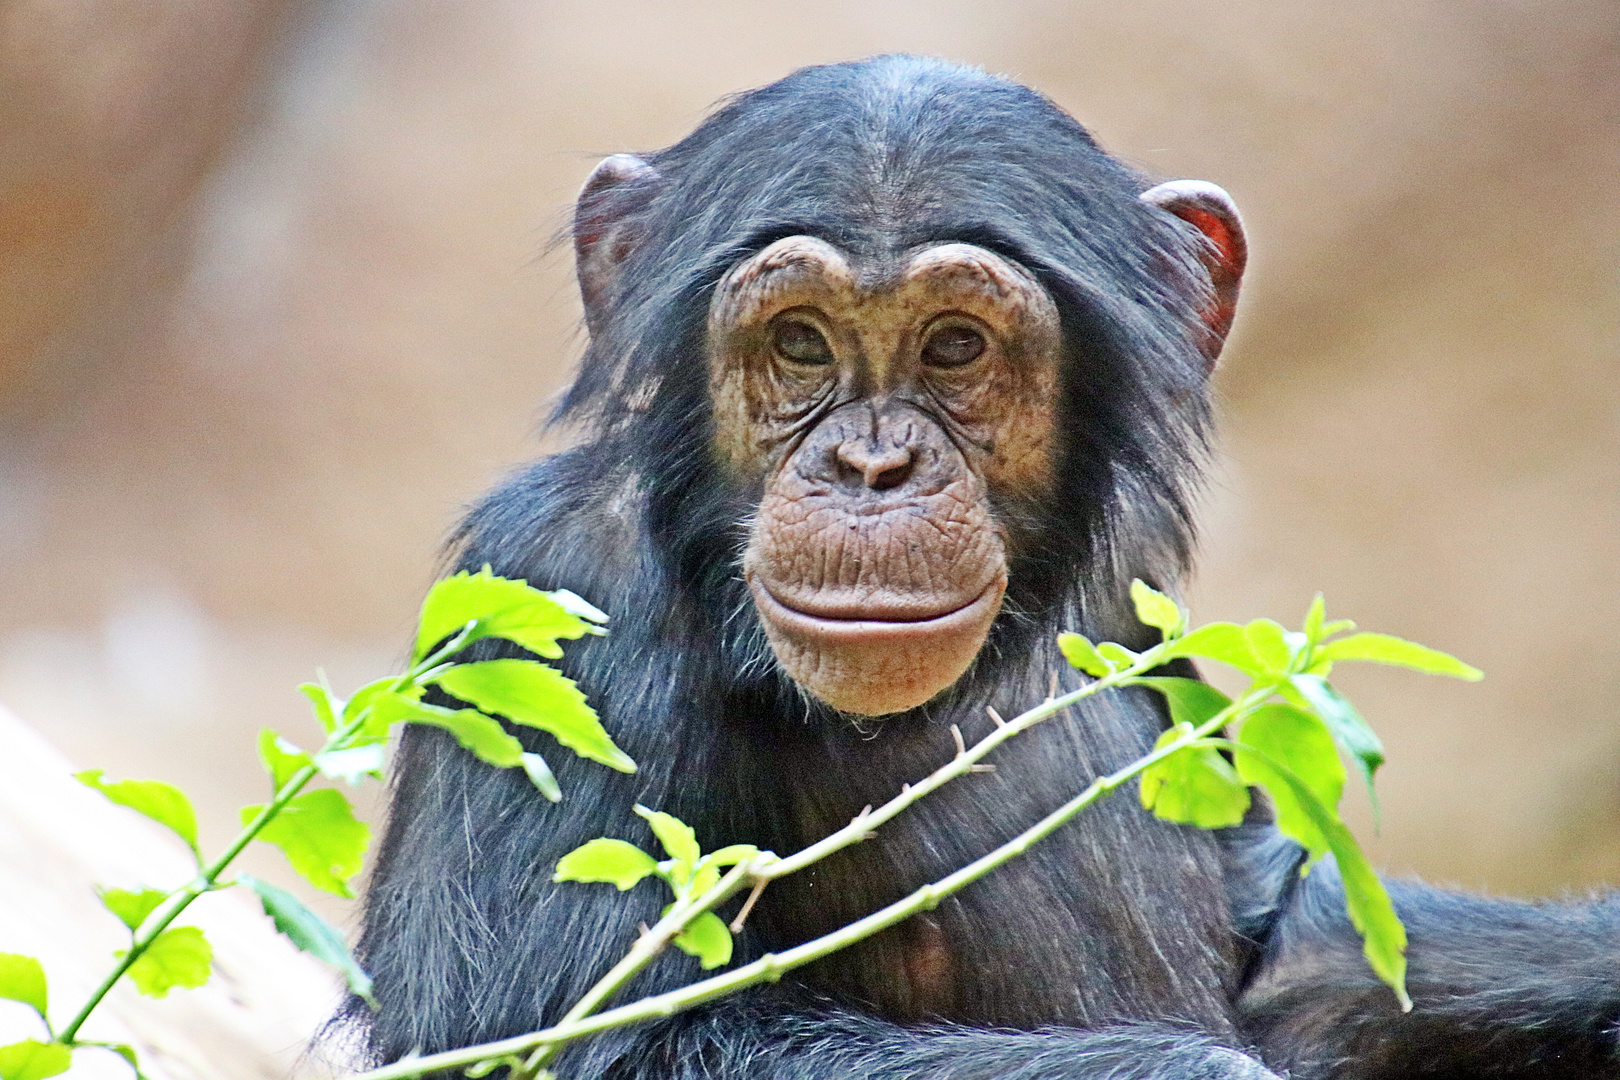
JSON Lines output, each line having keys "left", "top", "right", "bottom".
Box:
{"left": 489, "top": 646, "right": 1215, "bottom": 1078}
{"left": 60, "top": 622, "right": 480, "bottom": 1044}
{"left": 730, "top": 879, "right": 769, "bottom": 933}
{"left": 758, "top": 656, "right": 1158, "bottom": 882}
{"left": 347, "top": 680, "right": 1273, "bottom": 1080}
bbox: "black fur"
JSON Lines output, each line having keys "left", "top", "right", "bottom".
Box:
{"left": 349, "top": 57, "right": 1620, "bottom": 1078}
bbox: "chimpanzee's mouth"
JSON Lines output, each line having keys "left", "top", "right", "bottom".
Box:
{"left": 746, "top": 575, "right": 1005, "bottom": 638}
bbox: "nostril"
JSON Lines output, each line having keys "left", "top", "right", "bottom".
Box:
{"left": 836, "top": 441, "right": 914, "bottom": 490}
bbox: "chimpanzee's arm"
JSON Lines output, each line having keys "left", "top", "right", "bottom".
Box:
{"left": 1230, "top": 829, "right": 1620, "bottom": 1079}
{"left": 569, "top": 996, "right": 1278, "bottom": 1080}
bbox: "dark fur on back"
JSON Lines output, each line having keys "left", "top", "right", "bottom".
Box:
{"left": 348, "top": 57, "right": 1620, "bottom": 1080}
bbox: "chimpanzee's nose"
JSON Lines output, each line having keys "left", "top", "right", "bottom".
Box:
{"left": 835, "top": 439, "right": 915, "bottom": 490}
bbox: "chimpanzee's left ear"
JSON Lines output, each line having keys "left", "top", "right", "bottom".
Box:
{"left": 574, "top": 154, "right": 663, "bottom": 336}
{"left": 1140, "top": 180, "right": 1247, "bottom": 366}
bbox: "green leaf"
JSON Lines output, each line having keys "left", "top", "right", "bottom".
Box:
{"left": 0, "top": 1041, "right": 71, "bottom": 1080}
{"left": 636, "top": 805, "right": 700, "bottom": 867}
{"left": 1333, "top": 831, "right": 1411, "bottom": 1010}
{"left": 1231, "top": 745, "right": 1409, "bottom": 1009}
{"left": 705, "top": 844, "right": 761, "bottom": 867}
{"left": 0, "top": 955, "right": 47, "bottom": 1019}
{"left": 1130, "top": 579, "right": 1183, "bottom": 639}
{"left": 422, "top": 708, "right": 524, "bottom": 768}
{"left": 673, "top": 911, "right": 733, "bottom": 970}
{"left": 434, "top": 659, "right": 634, "bottom": 773}
{"left": 1057, "top": 632, "right": 1111, "bottom": 677}
{"left": 353, "top": 686, "right": 425, "bottom": 737}
{"left": 1135, "top": 677, "right": 1231, "bottom": 729}
{"left": 1096, "top": 642, "right": 1137, "bottom": 669}
{"left": 683, "top": 845, "right": 763, "bottom": 899}
{"left": 521, "top": 753, "right": 562, "bottom": 802}
{"left": 1234, "top": 704, "right": 1346, "bottom": 860}
{"left": 1139, "top": 726, "right": 1250, "bottom": 828}
{"left": 99, "top": 888, "right": 168, "bottom": 933}
{"left": 240, "top": 875, "right": 375, "bottom": 1006}
{"left": 315, "top": 745, "right": 386, "bottom": 785}
{"left": 1303, "top": 595, "right": 1326, "bottom": 644}
{"left": 299, "top": 682, "right": 339, "bottom": 735}
{"left": 121, "top": 926, "right": 212, "bottom": 998}
{"left": 1317, "top": 632, "right": 1482, "bottom": 681}
{"left": 1163, "top": 622, "right": 1263, "bottom": 675}
{"left": 243, "top": 789, "right": 370, "bottom": 897}
{"left": 75, "top": 770, "right": 199, "bottom": 859}
{"left": 1243, "top": 619, "right": 1294, "bottom": 674}
{"left": 484, "top": 590, "right": 608, "bottom": 661}
{"left": 342, "top": 676, "right": 410, "bottom": 742}
{"left": 415, "top": 568, "right": 600, "bottom": 664}
{"left": 1290, "top": 674, "right": 1386, "bottom": 805}
{"left": 688, "top": 861, "right": 723, "bottom": 897}
{"left": 257, "top": 729, "right": 314, "bottom": 792}
{"left": 375, "top": 692, "right": 526, "bottom": 769}
{"left": 100, "top": 1045, "right": 141, "bottom": 1076}
{"left": 414, "top": 569, "right": 509, "bottom": 661}
{"left": 554, "top": 838, "right": 660, "bottom": 890}
{"left": 1239, "top": 704, "right": 1345, "bottom": 810}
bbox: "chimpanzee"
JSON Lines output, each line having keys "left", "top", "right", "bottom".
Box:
{"left": 351, "top": 57, "right": 1620, "bottom": 1078}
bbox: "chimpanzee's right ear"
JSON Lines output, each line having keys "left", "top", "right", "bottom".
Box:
{"left": 574, "top": 154, "right": 662, "bottom": 336}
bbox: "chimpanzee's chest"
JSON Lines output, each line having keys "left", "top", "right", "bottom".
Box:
{"left": 744, "top": 712, "right": 1241, "bottom": 1032}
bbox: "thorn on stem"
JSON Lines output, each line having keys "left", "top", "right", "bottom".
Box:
{"left": 637, "top": 922, "right": 652, "bottom": 938}
{"left": 730, "top": 878, "right": 769, "bottom": 932}
{"left": 1048, "top": 670, "right": 1059, "bottom": 700}
{"left": 986, "top": 706, "right": 1007, "bottom": 728}
{"left": 951, "top": 724, "right": 967, "bottom": 757}
{"left": 970, "top": 764, "right": 996, "bottom": 773}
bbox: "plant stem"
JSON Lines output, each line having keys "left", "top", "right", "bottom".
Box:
{"left": 761, "top": 658, "right": 1154, "bottom": 880}
{"left": 347, "top": 671, "right": 1276, "bottom": 1080}
{"left": 61, "top": 755, "right": 336, "bottom": 1042}
{"left": 508, "top": 648, "right": 1169, "bottom": 1078}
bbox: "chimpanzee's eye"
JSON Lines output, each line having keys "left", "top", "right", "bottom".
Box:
{"left": 921, "top": 325, "right": 986, "bottom": 368}
{"left": 772, "top": 319, "right": 835, "bottom": 365}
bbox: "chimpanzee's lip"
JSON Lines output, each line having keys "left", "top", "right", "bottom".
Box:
{"left": 747, "top": 576, "right": 1006, "bottom": 639}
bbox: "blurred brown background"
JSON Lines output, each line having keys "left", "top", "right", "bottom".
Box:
{"left": 0, "top": 0, "right": 1615, "bottom": 945}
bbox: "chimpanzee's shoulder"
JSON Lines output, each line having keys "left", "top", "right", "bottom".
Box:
{"left": 452, "top": 445, "right": 651, "bottom": 596}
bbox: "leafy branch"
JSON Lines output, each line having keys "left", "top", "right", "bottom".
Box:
{"left": 0, "top": 572, "right": 1480, "bottom": 1080}
{"left": 0, "top": 569, "right": 629, "bottom": 1080}
{"left": 345, "top": 582, "right": 1480, "bottom": 1080}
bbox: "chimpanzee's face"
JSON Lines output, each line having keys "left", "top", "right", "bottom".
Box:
{"left": 707, "top": 236, "right": 1063, "bottom": 715}
{"left": 574, "top": 153, "right": 1244, "bottom": 717}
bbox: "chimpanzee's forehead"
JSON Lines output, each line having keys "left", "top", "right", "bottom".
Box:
{"left": 707, "top": 234, "right": 1057, "bottom": 346}
{"left": 721, "top": 234, "right": 1042, "bottom": 298}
